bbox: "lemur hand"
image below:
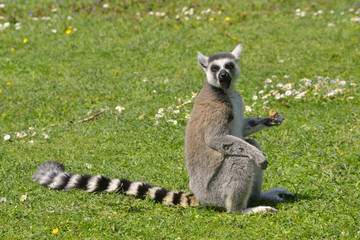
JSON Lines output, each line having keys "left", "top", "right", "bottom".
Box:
{"left": 265, "top": 109, "right": 285, "bottom": 126}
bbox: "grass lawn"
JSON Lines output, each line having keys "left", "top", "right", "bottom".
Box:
{"left": 1, "top": 0, "right": 359, "bottom": 239}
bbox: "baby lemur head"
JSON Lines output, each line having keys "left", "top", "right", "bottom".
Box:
{"left": 198, "top": 44, "right": 242, "bottom": 90}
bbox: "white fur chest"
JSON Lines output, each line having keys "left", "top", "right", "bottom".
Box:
{"left": 228, "top": 91, "right": 244, "bottom": 139}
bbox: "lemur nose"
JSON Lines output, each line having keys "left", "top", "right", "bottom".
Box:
{"left": 219, "top": 70, "right": 230, "bottom": 79}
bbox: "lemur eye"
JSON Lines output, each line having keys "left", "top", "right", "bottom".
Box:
{"left": 210, "top": 65, "right": 219, "bottom": 72}
{"left": 226, "top": 63, "right": 234, "bottom": 70}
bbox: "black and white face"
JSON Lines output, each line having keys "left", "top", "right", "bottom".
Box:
{"left": 207, "top": 57, "right": 238, "bottom": 89}
{"left": 197, "top": 45, "right": 242, "bottom": 90}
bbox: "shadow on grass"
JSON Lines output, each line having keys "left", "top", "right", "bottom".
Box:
{"left": 199, "top": 192, "right": 311, "bottom": 213}
{"left": 249, "top": 192, "right": 310, "bottom": 208}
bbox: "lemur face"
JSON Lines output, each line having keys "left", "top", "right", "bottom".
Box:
{"left": 207, "top": 57, "right": 238, "bottom": 89}
{"left": 198, "top": 45, "right": 242, "bottom": 90}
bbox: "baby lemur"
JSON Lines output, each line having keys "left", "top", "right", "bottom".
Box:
{"left": 33, "top": 45, "right": 292, "bottom": 214}
{"left": 185, "top": 44, "right": 293, "bottom": 214}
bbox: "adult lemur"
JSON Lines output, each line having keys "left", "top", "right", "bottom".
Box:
{"left": 33, "top": 45, "right": 293, "bottom": 214}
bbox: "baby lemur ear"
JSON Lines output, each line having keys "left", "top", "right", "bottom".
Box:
{"left": 231, "top": 44, "right": 243, "bottom": 60}
{"left": 197, "top": 51, "right": 209, "bottom": 70}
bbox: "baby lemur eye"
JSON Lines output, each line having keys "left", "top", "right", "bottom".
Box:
{"left": 210, "top": 65, "right": 219, "bottom": 72}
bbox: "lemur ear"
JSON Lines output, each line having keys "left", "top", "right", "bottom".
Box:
{"left": 231, "top": 44, "right": 243, "bottom": 60}
{"left": 197, "top": 51, "right": 209, "bottom": 69}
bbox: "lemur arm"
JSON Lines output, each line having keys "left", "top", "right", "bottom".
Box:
{"left": 205, "top": 134, "right": 268, "bottom": 170}
{"left": 242, "top": 114, "right": 285, "bottom": 137}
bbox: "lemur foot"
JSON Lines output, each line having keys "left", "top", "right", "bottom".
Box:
{"left": 243, "top": 206, "right": 277, "bottom": 215}
{"left": 261, "top": 188, "right": 294, "bottom": 203}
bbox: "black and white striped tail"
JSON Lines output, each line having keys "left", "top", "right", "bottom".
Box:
{"left": 32, "top": 161, "right": 199, "bottom": 207}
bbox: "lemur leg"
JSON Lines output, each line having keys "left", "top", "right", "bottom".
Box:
{"left": 245, "top": 139, "right": 294, "bottom": 203}
{"left": 242, "top": 115, "right": 285, "bottom": 137}
{"left": 245, "top": 139, "right": 263, "bottom": 203}
{"left": 206, "top": 155, "right": 254, "bottom": 213}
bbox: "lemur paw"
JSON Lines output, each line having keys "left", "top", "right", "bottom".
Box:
{"left": 261, "top": 188, "right": 294, "bottom": 202}
{"left": 266, "top": 109, "right": 285, "bottom": 126}
{"left": 243, "top": 206, "right": 277, "bottom": 215}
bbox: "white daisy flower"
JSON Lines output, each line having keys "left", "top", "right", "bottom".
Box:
{"left": 4, "top": 134, "right": 10, "bottom": 141}
{"left": 115, "top": 106, "right": 125, "bottom": 113}
{"left": 20, "top": 194, "right": 27, "bottom": 202}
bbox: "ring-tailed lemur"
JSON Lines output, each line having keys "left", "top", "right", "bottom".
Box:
{"left": 185, "top": 44, "right": 293, "bottom": 214}
{"left": 33, "top": 45, "right": 292, "bottom": 214}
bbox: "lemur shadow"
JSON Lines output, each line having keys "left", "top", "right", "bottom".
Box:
{"left": 200, "top": 192, "right": 309, "bottom": 213}
{"left": 248, "top": 192, "right": 310, "bottom": 208}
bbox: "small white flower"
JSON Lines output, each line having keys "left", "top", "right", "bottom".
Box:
{"left": 252, "top": 95, "right": 258, "bottom": 101}
{"left": 262, "top": 94, "right": 270, "bottom": 99}
{"left": 158, "top": 108, "right": 164, "bottom": 113}
{"left": 155, "top": 113, "right": 164, "bottom": 119}
{"left": 29, "top": 126, "right": 34, "bottom": 130}
{"left": 20, "top": 194, "right": 27, "bottom": 202}
{"left": 191, "top": 92, "right": 197, "bottom": 98}
{"left": 0, "top": 197, "right": 7, "bottom": 203}
{"left": 327, "top": 23, "right": 336, "bottom": 27}
{"left": 51, "top": 8, "right": 57, "bottom": 12}
{"left": 278, "top": 59, "right": 284, "bottom": 63}
{"left": 29, "top": 140, "right": 34, "bottom": 144}
{"left": 265, "top": 78, "right": 272, "bottom": 83}
{"left": 0, "top": 4, "right": 5, "bottom": 9}
{"left": 285, "top": 90, "right": 292, "bottom": 96}
{"left": 174, "top": 110, "right": 180, "bottom": 114}
{"left": 284, "top": 75, "right": 290, "bottom": 79}
{"left": 275, "top": 93, "right": 281, "bottom": 99}
{"left": 15, "top": 23, "right": 21, "bottom": 30}
{"left": 103, "top": 4, "right": 109, "bottom": 9}
{"left": 166, "top": 120, "right": 177, "bottom": 125}
{"left": 51, "top": 29, "right": 57, "bottom": 34}
{"left": 258, "top": 90, "right": 265, "bottom": 95}
{"left": 295, "top": 91, "right": 307, "bottom": 99}
{"left": 151, "top": 90, "right": 157, "bottom": 94}
{"left": 154, "top": 121, "right": 159, "bottom": 126}
{"left": 115, "top": 106, "right": 125, "bottom": 113}
{"left": 85, "top": 163, "right": 93, "bottom": 169}
{"left": 245, "top": 106, "right": 252, "bottom": 113}
{"left": 44, "top": 134, "right": 50, "bottom": 139}
{"left": 185, "top": 114, "right": 190, "bottom": 119}
{"left": 340, "top": 80, "right": 346, "bottom": 85}
{"left": 4, "top": 134, "right": 10, "bottom": 141}
{"left": 276, "top": 83, "right": 283, "bottom": 88}
{"left": 348, "top": 96, "right": 354, "bottom": 100}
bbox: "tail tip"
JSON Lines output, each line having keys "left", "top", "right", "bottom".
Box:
{"left": 32, "top": 161, "right": 65, "bottom": 182}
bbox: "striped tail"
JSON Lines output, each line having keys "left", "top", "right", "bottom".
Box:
{"left": 32, "top": 161, "right": 199, "bottom": 207}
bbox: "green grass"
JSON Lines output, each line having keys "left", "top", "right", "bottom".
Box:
{"left": 1, "top": 0, "right": 359, "bottom": 239}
